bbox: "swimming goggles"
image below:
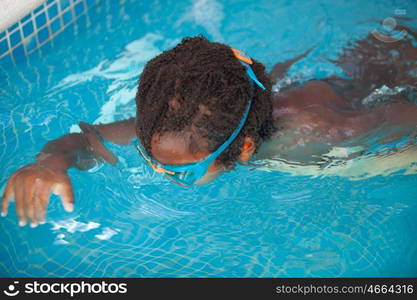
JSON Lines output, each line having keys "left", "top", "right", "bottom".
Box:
{"left": 135, "top": 48, "right": 266, "bottom": 187}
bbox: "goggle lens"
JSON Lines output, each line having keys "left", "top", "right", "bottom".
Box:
{"left": 164, "top": 172, "right": 194, "bottom": 187}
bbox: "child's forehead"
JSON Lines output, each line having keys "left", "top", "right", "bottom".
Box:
{"left": 150, "top": 131, "right": 209, "bottom": 165}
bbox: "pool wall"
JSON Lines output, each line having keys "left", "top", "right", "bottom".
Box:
{"left": 0, "top": 0, "right": 97, "bottom": 65}
{"left": 0, "top": 0, "right": 45, "bottom": 32}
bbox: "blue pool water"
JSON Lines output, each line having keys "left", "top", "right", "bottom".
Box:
{"left": 1, "top": 0, "right": 417, "bottom": 277}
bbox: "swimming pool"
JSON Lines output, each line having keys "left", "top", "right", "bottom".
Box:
{"left": 1, "top": 0, "right": 417, "bottom": 277}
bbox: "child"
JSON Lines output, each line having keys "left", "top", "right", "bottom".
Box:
{"left": 2, "top": 33, "right": 417, "bottom": 227}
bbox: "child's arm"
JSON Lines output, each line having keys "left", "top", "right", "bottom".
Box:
{"left": 78, "top": 118, "right": 136, "bottom": 165}
{"left": 1, "top": 117, "right": 136, "bottom": 227}
{"left": 269, "top": 46, "right": 315, "bottom": 85}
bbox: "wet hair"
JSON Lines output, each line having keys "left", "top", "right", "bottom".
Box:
{"left": 135, "top": 36, "right": 274, "bottom": 168}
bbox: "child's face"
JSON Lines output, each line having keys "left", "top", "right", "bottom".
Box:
{"left": 150, "top": 132, "right": 225, "bottom": 184}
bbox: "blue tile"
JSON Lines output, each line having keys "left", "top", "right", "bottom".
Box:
{"left": 48, "top": 3, "right": 59, "bottom": 19}
{"left": 0, "top": 39, "right": 8, "bottom": 54}
{"left": 51, "top": 18, "right": 62, "bottom": 33}
{"left": 41, "top": 40, "right": 52, "bottom": 53}
{"left": 74, "top": 1, "right": 85, "bottom": 16}
{"left": 62, "top": 23, "right": 75, "bottom": 36}
{"left": 35, "top": 12, "right": 47, "bottom": 28}
{"left": 26, "top": 36, "right": 37, "bottom": 52}
{"left": 22, "top": 21, "right": 34, "bottom": 37}
{"left": 12, "top": 45, "right": 25, "bottom": 62}
{"left": 86, "top": 0, "right": 95, "bottom": 8}
{"left": 10, "top": 30, "right": 21, "bottom": 48}
{"left": 21, "top": 12, "right": 32, "bottom": 24}
{"left": 0, "top": 31, "right": 5, "bottom": 40}
{"left": 60, "top": 0, "right": 71, "bottom": 10}
{"left": 38, "top": 27, "right": 49, "bottom": 44}
{"left": 47, "top": 0, "right": 56, "bottom": 5}
{"left": 7, "top": 22, "right": 19, "bottom": 33}
{"left": 0, "top": 54, "right": 13, "bottom": 68}
{"left": 34, "top": 4, "right": 45, "bottom": 15}
{"left": 63, "top": 10, "right": 73, "bottom": 25}
{"left": 76, "top": 14, "right": 87, "bottom": 28}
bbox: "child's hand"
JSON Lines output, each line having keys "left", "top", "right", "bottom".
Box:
{"left": 1, "top": 163, "right": 74, "bottom": 227}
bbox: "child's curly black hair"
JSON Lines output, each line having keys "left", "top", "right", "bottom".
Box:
{"left": 135, "top": 36, "right": 275, "bottom": 168}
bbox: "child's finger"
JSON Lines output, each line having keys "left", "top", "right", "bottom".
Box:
{"left": 33, "top": 189, "right": 42, "bottom": 226}
{"left": 1, "top": 176, "right": 15, "bottom": 217}
{"left": 14, "top": 182, "right": 27, "bottom": 227}
{"left": 23, "top": 179, "right": 36, "bottom": 227}
{"left": 35, "top": 179, "right": 50, "bottom": 224}
{"left": 32, "top": 178, "right": 42, "bottom": 224}
{"left": 52, "top": 179, "right": 74, "bottom": 212}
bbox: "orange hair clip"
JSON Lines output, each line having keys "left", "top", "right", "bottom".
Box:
{"left": 231, "top": 48, "right": 253, "bottom": 65}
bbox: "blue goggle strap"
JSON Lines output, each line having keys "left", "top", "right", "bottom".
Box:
{"left": 241, "top": 61, "right": 266, "bottom": 90}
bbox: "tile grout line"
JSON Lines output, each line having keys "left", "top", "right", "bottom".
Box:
{"left": 0, "top": 0, "right": 94, "bottom": 64}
